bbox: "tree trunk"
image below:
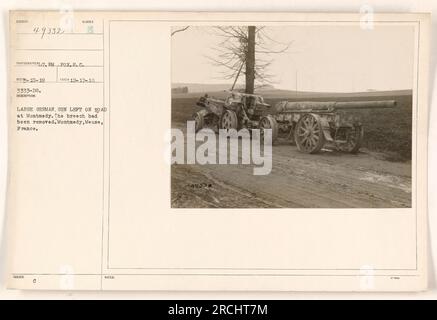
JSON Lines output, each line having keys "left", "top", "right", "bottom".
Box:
{"left": 245, "top": 26, "right": 256, "bottom": 94}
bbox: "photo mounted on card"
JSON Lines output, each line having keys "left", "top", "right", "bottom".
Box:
{"left": 7, "top": 11, "right": 429, "bottom": 291}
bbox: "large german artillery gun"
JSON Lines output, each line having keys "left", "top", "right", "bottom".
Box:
{"left": 193, "top": 91, "right": 396, "bottom": 154}
{"left": 272, "top": 100, "right": 396, "bottom": 153}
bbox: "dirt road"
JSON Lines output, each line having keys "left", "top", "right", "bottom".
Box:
{"left": 171, "top": 124, "right": 412, "bottom": 208}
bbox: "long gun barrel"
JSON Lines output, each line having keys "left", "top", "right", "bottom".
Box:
{"left": 274, "top": 100, "right": 396, "bottom": 113}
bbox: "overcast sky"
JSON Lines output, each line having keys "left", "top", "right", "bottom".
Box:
{"left": 171, "top": 25, "right": 415, "bottom": 92}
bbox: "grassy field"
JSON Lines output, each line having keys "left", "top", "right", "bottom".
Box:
{"left": 171, "top": 91, "right": 412, "bottom": 162}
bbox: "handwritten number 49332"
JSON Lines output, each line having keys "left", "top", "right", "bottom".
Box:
{"left": 33, "top": 27, "right": 64, "bottom": 39}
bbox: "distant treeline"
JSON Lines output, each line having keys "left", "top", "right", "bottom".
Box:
{"left": 172, "top": 86, "right": 189, "bottom": 94}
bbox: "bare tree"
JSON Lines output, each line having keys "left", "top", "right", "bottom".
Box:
{"left": 206, "top": 26, "right": 291, "bottom": 94}
{"left": 246, "top": 26, "right": 256, "bottom": 94}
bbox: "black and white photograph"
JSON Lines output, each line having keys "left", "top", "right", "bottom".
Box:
{"left": 171, "top": 25, "right": 414, "bottom": 208}
{"left": 2, "top": 8, "right": 432, "bottom": 295}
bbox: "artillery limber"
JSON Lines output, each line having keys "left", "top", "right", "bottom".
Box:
{"left": 193, "top": 91, "right": 396, "bottom": 154}
{"left": 194, "top": 91, "right": 271, "bottom": 132}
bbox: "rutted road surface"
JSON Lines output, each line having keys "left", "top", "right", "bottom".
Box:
{"left": 171, "top": 124, "right": 412, "bottom": 208}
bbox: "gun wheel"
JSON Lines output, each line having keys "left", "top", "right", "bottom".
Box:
{"left": 193, "top": 111, "right": 204, "bottom": 132}
{"left": 220, "top": 110, "right": 238, "bottom": 130}
{"left": 335, "top": 126, "right": 363, "bottom": 154}
{"left": 294, "top": 114, "right": 325, "bottom": 153}
{"left": 259, "top": 115, "right": 278, "bottom": 143}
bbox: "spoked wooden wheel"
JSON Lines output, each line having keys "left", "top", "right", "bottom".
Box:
{"left": 259, "top": 115, "right": 278, "bottom": 143}
{"left": 193, "top": 111, "right": 204, "bottom": 132}
{"left": 294, "top": 114, "right": 325, "bottom": 153}
{"left": 220, "top": 110, "right": 238, "bottom": 130}
{"left": 335, "top": 125, "right": 363, "bottom": 154}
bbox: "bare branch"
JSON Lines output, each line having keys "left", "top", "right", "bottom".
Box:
{"left": 206, "top": 26, "right": 292, "bottom": 90}
{"left": 171, "top": 26, "right": 190, "bottom": 36}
